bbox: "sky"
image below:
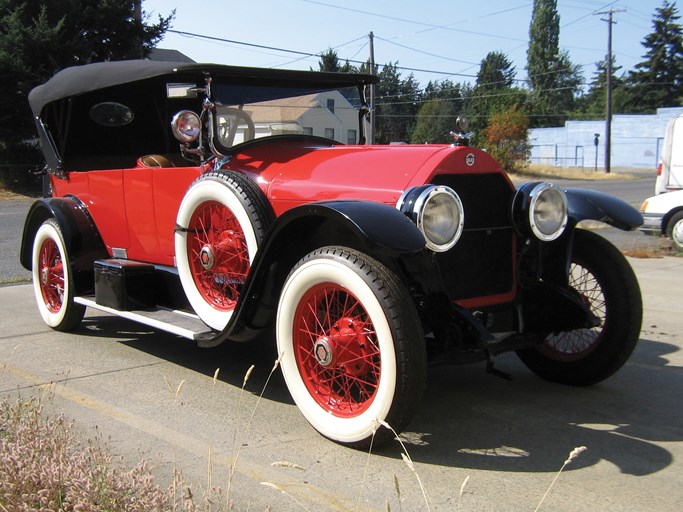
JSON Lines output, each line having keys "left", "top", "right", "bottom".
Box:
{"left": 142, "top": 0, "right": 670, "bottom": 89}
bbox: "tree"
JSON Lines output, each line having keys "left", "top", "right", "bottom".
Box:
{"left": 0, "top": 0, "right": 173, "bottom": 189}
{"left": 315, "top": 48, "right": 355, "bottom": 73}
{"left": 483, "top": 104, "right": 530, "bottom": 172}
{"left": 476, "top": 51, "right": 516, "bottom": 89}
{"left": 526, "top": 0, "right": 583, "bottom": 126}
{"left": 373, "top": 63, "right": 421, "bottom": 143}
{"left": 577, "top": 56, "right": 627, "bottom": 118}
{"left": 411, "top": 80, "right": 463, "bottom": 143}
{"left": 623, "top": 0, "right": 683, "bottom": 113}
{"left": 466, "top": 51, "right": 528, "bottom": 145}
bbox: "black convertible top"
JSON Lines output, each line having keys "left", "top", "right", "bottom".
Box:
{"left": 29, "top": 60, "right": 377, "bottom": 172}
{"left": 29, "top": 60, "right": 378, "bottom": 117}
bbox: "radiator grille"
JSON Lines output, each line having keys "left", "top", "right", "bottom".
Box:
{"left": 431, "top": 173, "right": 515, "bottom": 300}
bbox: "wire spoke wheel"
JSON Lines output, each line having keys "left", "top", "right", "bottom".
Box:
{"left": 31, "top": 219, "right": 85, "bottom": 331}
{"left": 293, "top": 283, "right": 381, "bottom": 417}
{"left": 187, "top": 201, "right": 250, "bottom": 311}
{"left": 540, "top": 262, "right": 606, "bottom": 360}
{"left": 277, "top": 247, "right": 426, "bottom": 447}
{"left": 175, "top": 172, "right": 274, "bottom": 331}
{"left": 517, "top": 229, "right": 642, "bottom": 386}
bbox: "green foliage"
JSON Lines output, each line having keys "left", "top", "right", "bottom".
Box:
{"left": 374, "top": 63, "right": 421, "bottom": 143}
{"left": 482, "top": 105, "right": 530, "bottom": 172}
{"left": 411, "top": 81, "right": 463, "bottom": 143}
{"left": 623, "top": 0, "right": 683, "bottom": 113}
{"left": 315, "top": 48, "right": 354, "bottom": 73}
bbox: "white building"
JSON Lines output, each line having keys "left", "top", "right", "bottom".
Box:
{"left": 244, "top": 90, "right": 360, "bottom": 145}
{"left": 529, "top": 107, "right": 683, "bottom": 170}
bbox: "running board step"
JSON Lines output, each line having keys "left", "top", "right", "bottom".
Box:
{"left": 74, "top": 296, "right": 214, "bottom": 341}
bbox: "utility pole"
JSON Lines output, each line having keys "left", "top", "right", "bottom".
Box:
{"left": 596, "top": 8, "right": 625, "bottom": 173}
{"left": 368, "top": 31, "right": 376, "bottom": 144}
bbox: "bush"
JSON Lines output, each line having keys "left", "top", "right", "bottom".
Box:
{"left": 482, "top": 105, "right": 531, "bottom": 173}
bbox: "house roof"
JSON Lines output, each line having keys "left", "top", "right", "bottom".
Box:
{"left": 246, "top": 94, "right": 321, "bottom": 123}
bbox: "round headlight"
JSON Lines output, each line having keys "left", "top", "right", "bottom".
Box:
{"left": 398, "top": 185, "right": 464, "bottom": 252}
{"left": 171, "top": 110, "right": 201, "bottom": 143}
{"left": 529, "top": 183, "right": 568, "bottom": 241}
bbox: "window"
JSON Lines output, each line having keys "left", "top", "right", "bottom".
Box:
{"left": 347, "top": 129, "right": 357, "bottom": 144}
{"left": 303, "top": 127, "right": 313, "bottom": 135}
{"left": 325, "top": 128, "right": 335, "bottom": 139}
{"left": 327, "top": 98, "right": 335, "bottom": 113}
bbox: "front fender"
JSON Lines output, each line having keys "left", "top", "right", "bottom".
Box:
{"left": 19, "top": 196, "right": 107, "bottom": 294}
{"left": 201, "top": 200, "right": 426, "bottom": 346}
{"left": 565, "top": 188, "right": 643, "bottom": 231}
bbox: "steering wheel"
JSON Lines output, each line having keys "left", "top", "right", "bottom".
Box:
{"left": 216, "top": 107, "right": 255, "bottom": 148}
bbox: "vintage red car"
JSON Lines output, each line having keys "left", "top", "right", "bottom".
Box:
{"left": 21, "top": 60, "right": 643, "bottom": 447}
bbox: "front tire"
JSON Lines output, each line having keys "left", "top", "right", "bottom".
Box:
{"left": 31, "top": 219, "right": 85, "bottom": 331}
{"left": 276, "top": 247, "right": 427, "bottom": 447}
{"left": 175, "top": 172, "right": 274, "bottom": 331}
{"left": 517, "top": 229, "right": 642, "bottom": 386}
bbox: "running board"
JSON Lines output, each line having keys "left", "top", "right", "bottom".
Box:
{"left": 74, "top": 296, "right": 214, "bottom": 341}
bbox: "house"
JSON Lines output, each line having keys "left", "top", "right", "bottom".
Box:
{"left": 243, "top": 90, "right": 360, "bottom": 144}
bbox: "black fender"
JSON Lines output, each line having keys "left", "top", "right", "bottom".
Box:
{"left": 201, "top": 200, "right": 427, "bottom": 346}
{"left": 19, "top": 196, "right": 108, "bottom": 294}
{"left": 564, "top": 188, "right": 643, "bottom": 231}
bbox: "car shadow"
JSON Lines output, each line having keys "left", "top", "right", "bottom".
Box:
{"left": 74, "top": 314, "right": 682, "bottom": 477}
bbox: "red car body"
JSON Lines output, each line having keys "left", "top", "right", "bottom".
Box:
{"left": 20, "top": 61, "right": 644, "bottom": 447}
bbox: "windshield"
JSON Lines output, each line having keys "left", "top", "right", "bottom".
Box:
{"left": 213, "top": 84, "right": 364, "bottom": 148}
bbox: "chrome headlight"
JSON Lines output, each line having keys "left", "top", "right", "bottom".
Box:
{"left": 171, "top": 110, "right": 201, "bottom": 143}
{"left": 398, "top": 185, "right": 464, "bottom": 252}
{"left": 528, "top": 183, "right": 568, "bottom": 241}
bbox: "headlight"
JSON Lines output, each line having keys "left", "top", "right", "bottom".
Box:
{"left": 528, "top": 183, "right": 568, "bottom": 241}
{"left": 171, "top": 110, "right": 201, "bottom": 143}
{"left": 397, "top": 185, "right": 464, "bottom": 252}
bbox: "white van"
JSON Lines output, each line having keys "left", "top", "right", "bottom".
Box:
{"left": 656, "top": 114, "right": 683, "bottom": 193}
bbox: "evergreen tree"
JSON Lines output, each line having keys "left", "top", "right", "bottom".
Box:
{"left": 526, "top": 0, "right": 582, "bottom": 126}
{"left": 476, "top": 51, "right": 516, "bottom": 89}
{"left": 623, "top": 0, "right": 683, "bottom": 112}
{"left": 315, "top": 48, "right": 354, "bottom": 73}
{"left": 467, "top": 51, "right": 528, "bottom": 145}
{"left": 411, "top": 80, "right": 463, "bottom": 143}
{"left": 374, "top": 63, "right": 420, "bottom": 143}
{"left": 577, "top": 56, "right": 626, "bottom": 118}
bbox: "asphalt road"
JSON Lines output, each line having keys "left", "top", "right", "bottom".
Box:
{"left": 1, "top": 176, "right": 682, "bottom": 511}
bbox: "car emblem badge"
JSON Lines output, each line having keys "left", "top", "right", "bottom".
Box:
{"left": 465, "top": 153, "right": 475, "bottom": 166}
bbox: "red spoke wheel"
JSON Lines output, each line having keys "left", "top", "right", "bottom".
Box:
{"left": 517, "top": 229, "right": 642, "bottom": 386}
{"left": 176, "top": 172, "right": 273, "bottom": 330}
{"left": 277, "top": 247, "right": 426, "bottom": 447}
{"left": 31, "top": 219, "right": 85, "bottom": 331}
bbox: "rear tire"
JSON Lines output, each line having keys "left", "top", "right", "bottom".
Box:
{"left": 31, "top": 219, "right": 85, "bottom": 331}
{"left": 276, "top": 247, "right": 427, "bottom": 447}
{"left": 517, "top": 230, "right": 642, "bottom": 386}
{"left": 175, "top": 171, "right": 274, "bottom": 331}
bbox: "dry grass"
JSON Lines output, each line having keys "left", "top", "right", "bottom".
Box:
{"left": 0, "top": 396, "right": 173, "bottom": 511}
{"left": 510, "top": 163, "right": 644, "bottom": 181}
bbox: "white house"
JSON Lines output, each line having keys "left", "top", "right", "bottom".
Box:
{"left": 243, "top": 90, "right": 360, "bottom": 144}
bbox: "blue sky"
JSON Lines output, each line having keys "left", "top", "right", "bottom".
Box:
{"left": 143, "top": 0, "right": 670, "bottom": 89}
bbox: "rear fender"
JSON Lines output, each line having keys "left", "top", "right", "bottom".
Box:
{"left": 20, "top": 196, "right": 107, "bottom": 294}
